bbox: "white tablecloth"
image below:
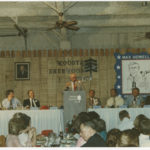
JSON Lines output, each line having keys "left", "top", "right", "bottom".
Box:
{"left": 89, "top": 108, "right": 150, "bottom": 132}
{"left": 0, "top": 109, "right": 64, "bottom": 136}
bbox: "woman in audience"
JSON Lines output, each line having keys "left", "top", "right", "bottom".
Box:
{"left": 6, "top": 112, "right": 36, "bottom": 147}
{"left": 134, "top": 114, "right": 149, "bottom": 130}
{"left": 138, "top": 118, "right": 150, "bottom": 147}
{"left": 106, "top": 128, "right": 121, "bottom": 147}
{"left": 80, "top": 119, "right": 107, "bottom": 147}
{"left": 117, "top": 129, "right": 140, "bottom": 147}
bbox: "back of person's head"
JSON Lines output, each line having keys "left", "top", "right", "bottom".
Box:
{"left": 9, "top": 113, "right": 31, "bottom": 135}
{"left": 139, "top": 118, "right": 150, "bottom": 135}
{"left": 72, "top": 112, "right": 90, "bottom": 133}
{"left": 9, "top": 118, "right": 26, "bottom": 135}
{"left": 119, "top": 110, "right": 129, "bottom": 121}
{"left": 95, "top": 118, "right": 106, "bottom": 132}
{"left": 6, "top": 89, "right": 14, "bottom": 97}
{"left": 81, "top": 119, "right": 97, "bottom": 131}
{"left": 106, "top": 128, "right": 121, "bottom": 147}
{"left": 134, "top": 114, "right": 148, "bottom": 129}
{"left": 117, "top": 129, "right": 139, "bottom": 147}
{"left": 13, "top": 112, "right": 31, "bottom": 127}
{"left": 88, "top": 111, "right": 100, "bottom": 120}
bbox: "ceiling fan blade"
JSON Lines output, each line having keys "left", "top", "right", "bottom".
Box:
{"left": 0, "top": 34, "right": 19, "bottom": 37}
{"left": 65, "top": 25, "right": 80, "bottom": 31}
{"left": 65, "top": 21, "right": 78, "bottom": 26}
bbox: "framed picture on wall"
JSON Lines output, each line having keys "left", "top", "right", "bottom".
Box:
{"left": 15, "top": 62, "right": 30, "bottom": 80}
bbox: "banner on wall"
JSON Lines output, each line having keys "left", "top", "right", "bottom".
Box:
{"left": 114, "top": 52, "right": 150, "bottom": 97}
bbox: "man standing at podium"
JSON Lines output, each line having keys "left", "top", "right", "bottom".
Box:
{"left": 65, "top": 73, "right": 83, "bottom": 91}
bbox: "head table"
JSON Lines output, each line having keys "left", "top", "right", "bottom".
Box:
{"left": 88, "top": 108, "right": 150, "bottom": 131}
{"left": 0, "top": 109, "right": 64, "bottom": 136}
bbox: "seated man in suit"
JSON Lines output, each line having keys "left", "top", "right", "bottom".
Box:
{"left": 88, "top": 90, "right": 101, "bottom": 108}
{"left": 23, "top": 90, "right": 40, "bottom": 108}
{"left": 125, "top": 88, "right": 144, "bottom": 108}
{"left": 2, "top": 89, "right": 21, "bottom": 109}
{"left": 106, "top": 88, "right": 124, "bottom": 108}
{"left": 65, "top": 73, "right": 83, "bottom": 91}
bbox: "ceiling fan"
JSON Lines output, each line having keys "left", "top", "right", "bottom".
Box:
{"left": 47, "top": 12, "right": 80, "bottom": 31}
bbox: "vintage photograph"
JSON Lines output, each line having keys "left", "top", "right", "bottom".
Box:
{"left": 122, "top": 60, "right": 150, "bottom": 94}
{"left": 15, "top": 62, "right": 30, "bottom": 80}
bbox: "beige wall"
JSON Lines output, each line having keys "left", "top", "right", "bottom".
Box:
{"left": 1, "top": 49, "right": 139, "bottom": 107}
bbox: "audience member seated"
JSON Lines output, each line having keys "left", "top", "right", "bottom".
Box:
{"left": 88, "top": 90, "right": 101, "bottom": 108}
{"left": 6, "top": 112, "right": 36, "bottom": 147}
{"left": 80, "top": 119, "right": 107, "bottom": 147}
{"left": 106, "top": 89, "right": 124, "bottom": 108}
{"left": 96, "top": 118, "right": 107, "bottom": 141}
{"left": 65, "top": 73, "right": 83, "bottom": 91}
{"left": 23, "top": 90, "right": 40, "bottom": 109}
{"left": 118, "top": 110, "right": 134, "bottom": 131}
{"left": 106, "top": 128, "right": 121, "bottom": 147}
{"left": 125, "top": 88, "right": 144, "bottom": 108}
{"left": 2, "top": 90, "right": 21, "bottom": 109}
{"left": 138, "top": 118, "right": 150, "bottom": 147}
{"left": 134, "top": 114, "right": 149, "bottom": 130}
{"left": 117, "top": 129, "right": 140, "bottom": 147}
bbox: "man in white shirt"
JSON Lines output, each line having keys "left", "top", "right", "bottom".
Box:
{"left": 106, "top": 89, "right": 124, "bottom": 108}
{"left": 65, "top": 73, "right": 83, "bottom": 91}
{"left": 2, "top": 89, "right": 21, "bottom": 109}
{"left": 118, "top": 110, "right": 134, "bottom": 131}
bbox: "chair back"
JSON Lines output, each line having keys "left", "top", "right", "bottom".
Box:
{"left": 41, "top": 130, "right": 53, "bottom": 136}
{"left": 0, "top": 135, "right": 6, "bottom": 147}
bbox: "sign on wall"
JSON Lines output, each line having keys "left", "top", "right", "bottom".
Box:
{"left": 114, "top": 52, "right": 150, "bottom": 96}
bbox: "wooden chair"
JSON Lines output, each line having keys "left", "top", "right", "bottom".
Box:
{"left": 0, "top": 135, "right": 6, "bottom": 147}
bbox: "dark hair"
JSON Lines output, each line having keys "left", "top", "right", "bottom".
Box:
{"left": 132, "top": 88, "right": 140, "bottom": 93}
{"left": 106, "top": 128, "right": 121, "bottom": 147}
{"left": 89, "top": 90, "right": 95, "bottom": 94}
{"left": 72, "top": 112, "right": 90, "bottom": 133}
{"left": 95, "top": 118, "right": 106, "bottom": 132}
{"left": 139, "top": 119, "right": 150, "bottom": 135}
{"left": 117, "top": 129, "right": 139, "bottom": 147}
{"left": 111, "top": 88, "right": 117, "bottom": 94}
{"left": 134, "top": 114, "right": 148, "bottom": 129}
{"left": 88, "top": 111, "right": 100, "bottom": 120}
{"left": 27, "top": 90, "right": 33, "bottom": 95}
{"left": 119, "top": 110, "right": 129, "bottom": 121}
{"left": 81, "top": 120, "right": 97, "bottom": 131}
{"left": 6, "top": 89, "right": 14, "bottom": 97}
{"left": 9, "top": 113, "right": 31, "bottom": 135}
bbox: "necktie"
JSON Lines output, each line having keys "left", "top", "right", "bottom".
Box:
{"left": 10, "top": 100, "right": 13, "bottom": 108}
{"left": 73, "top": 82, "right": 76, "bottom": 91}
{"left": 114, "top": 97, "right": 116, "bottom": 107}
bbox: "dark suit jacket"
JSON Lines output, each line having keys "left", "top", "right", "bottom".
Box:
{"left": 82, "top": 133, "right": 107, "bottom": 147}
{"left": 23, "top": 99, "right": 40, "bottom": 107}
{"left": 17, "top": 71, "right": 28, "bottom": 78}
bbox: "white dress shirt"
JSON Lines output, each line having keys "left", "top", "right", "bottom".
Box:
{"left": 118, "top": 117, "right": 134, "bottom": 131}
{"left": 139, "top": 134, "right": 150, "bottom": 147}
{"left": 30, "top": 98, "right": 36, "bottom": 107}
{"left": 106, "top": 96, "right": 124, "bottom": 107}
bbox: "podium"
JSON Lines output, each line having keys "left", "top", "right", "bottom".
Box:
{"left": 63, "top": 91, "right": 86, "bottom": 125}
